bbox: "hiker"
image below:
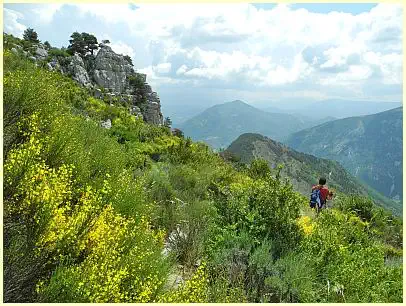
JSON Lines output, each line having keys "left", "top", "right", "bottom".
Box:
{"left": 309, "top": 177, "right": 333, "bottom": 212}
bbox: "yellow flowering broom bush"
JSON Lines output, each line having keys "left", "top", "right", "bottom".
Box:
{"left": 5, "top": 112, "right": 169, "bottom": 302}
{"left": 38, "top": 204, "right": 168, "bottom": 302}
{"left": 159, "top": 263, "right": 209, "bottom": 303}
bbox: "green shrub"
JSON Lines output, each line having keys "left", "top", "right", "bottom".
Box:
{"left": 48, "top": 47, "right": 70, "bottom": 58}
{"left": 336, "top": 195, "right": 374, "bottom": 221}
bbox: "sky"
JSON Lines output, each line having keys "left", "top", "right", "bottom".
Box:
{"left": 3, "top": 3, "right": 403, "bottom": 110}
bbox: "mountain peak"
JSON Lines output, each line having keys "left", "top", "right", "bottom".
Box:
{"left": 228, "top": 99, "right": 247, "bottom": 104}
{"left": 222, "top": 100, "right": 251, "bottom": 107}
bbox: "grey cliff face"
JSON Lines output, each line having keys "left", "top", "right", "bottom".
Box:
{"left": 35, "top": 45, "right": 48, "bottom": 60}
{"left": 144, "top": 92, "right": 164, "bottom": 125}
{"left": 13, "top": 39, "right": 164, "bottom": 125}
{"left": 68, "top": 53, "right": 92, "bottom": 88}
{"left": 89, "top": 46, "right": 163, "bottom": 125}
{"left": 93, "top": 45, "right": 134, "bottom": 93}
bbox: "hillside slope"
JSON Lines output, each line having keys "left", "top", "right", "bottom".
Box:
{"left": 226, "top": 133, "right": 401, "bottom": 214}
{"left": 286, "top": 107, "right": 403, "bottom": 204}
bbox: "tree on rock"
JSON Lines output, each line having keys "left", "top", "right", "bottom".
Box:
{"left": 67, "top": 32, "right": 99, "bottom": 57}
{"left": 82, "top": 32, "right": 98, "bottom": 55}
{"left": 67, "top": 32, "right": 84, "bottom": 56}
{"left": 164, "top": 117, "right": 172, "bottom": 128}
{"left": 23, "top": 28, "right": 39, "bottom": 43}
{"left": 43, "top": 41, "right": 51, "bottom": 50}
{"left": 123, "top": 55, "right": 133, "bottom": 66}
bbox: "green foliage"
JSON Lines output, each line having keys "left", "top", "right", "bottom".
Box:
{"left": 128, "top": 74, "right": 145, "bottom": 95}
{"left": 248, "top": 158, "right": 271, "bottom": 180}
{"left": 164, "top": 116, "right": 172, "bottom": 127}
{"left": 299, "top": 208, "right": 402, "bottom": 302}
{"left": 3, "top": 50, "right": 67, "bottom": 155}
{"left": 336, "top": 195, "right": 374, "bottom": 221}
{"left": 226, "top": 132, "right": 394, "bottom": 211}
{"left": 43, "top": 41, "right": 51, "bottom": 49}
{"left": 23, "top": 28, "right": 39, "bottom": 43}
{"left": 67, "top": 32, "right": 98, "bottom": 56}
{"left": 123, "top": 54, "right": 133, "bottom": 66}
{"left": 4, "top": 32, "right": 23, "bottom": 49}
{"left": 48, "top": 47, "right": 70, "bottom": 58}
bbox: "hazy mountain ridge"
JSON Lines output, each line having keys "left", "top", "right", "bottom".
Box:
{"left": 286, "top": 107, "right": 403, "bottom": 204}
{"left": 259, "top": 99, "right": 402, "bottom": 119}
{"left": 226, "top": 133, "right": 401, "bottom": 214}
{"left": 180, "top": 100, "right": 336, "bottom": 149}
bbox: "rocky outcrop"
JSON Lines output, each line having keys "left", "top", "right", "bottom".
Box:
{"left": 47, "top": 58, "right": 63, "bottom": 73}
{"left": 93, "top": 45, "right": 134, "bottom": 93}
{"left": 101, "top": 119, "right": 112, "bottom": 129}
{"left": 8, "top": 37, "right": 164, "bottom": 125}
{"left": 86, "top": 45, "right": 163, "bottom": 125}
{"left": 144, "top": 92, "right": 164, "bottom": 125}
{"left": 35, "top": 45, "right": 48, "bottom": 60}
{"left": 67, "top": 53, "right": 92, "bottom": 88}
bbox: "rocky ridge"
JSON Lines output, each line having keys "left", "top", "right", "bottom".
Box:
{"left": 8, "top": 40, "right": 163, "bottom": 125}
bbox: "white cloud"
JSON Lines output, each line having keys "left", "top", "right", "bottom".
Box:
{"left": 176, "top": 65, "right": 188, "bottom": 75}
{"left": 320, "top": 65, "right": 373, "bottom": 86}
{"left": 4, "top": 3, "right": 402, "bottom": 100}
{"left": 4, "top": 8, "right": 27, "bottom": 38}
{"left": 154, "top": 62, "right": 172, "bottom": 74}
{"left": 109, "top": 41, "right": 136, "bottom": 59}
{"left": 32, "top": 4, "right": 63, "bottom": 24}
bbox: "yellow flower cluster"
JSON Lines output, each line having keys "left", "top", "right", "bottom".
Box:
{"left": 159, "top": 263, "right": 209, "bottom": 303}
{"left": 64, "top": 205, "right": 166, "bottom": 303}
{"left": 297, "top": 216, "right": 314, "bottom": 236}
{"left": 5, "top": 112, "right": 169, "bottom": 303}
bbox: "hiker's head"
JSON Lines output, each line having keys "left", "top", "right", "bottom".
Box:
{"left": 319, "top": 177, "right": 326, "bottom": 185}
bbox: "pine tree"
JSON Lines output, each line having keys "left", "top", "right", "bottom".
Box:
{"left": 43, "top": 41, "right": 51, "bottom": 50}
{"left": 164, "top": 117, "right": 172, "bottom": 128}
{"left": 123, "top": 55, "right": 133, "bottom": 66}
{"left": 23, "top": 28, "right": 39, "bottom": 43}
{"left": 67, "top": 32, "right": 98, "bottom": 57}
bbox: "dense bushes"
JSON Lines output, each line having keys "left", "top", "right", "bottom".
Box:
{"left": 3, "top": 44, "right": 403, "bottom": 303}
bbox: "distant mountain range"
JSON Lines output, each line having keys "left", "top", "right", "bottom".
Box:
{"left": 226, "top": 133, "right": 401, "bottom": 215}
{"left": 179, "top": 100, "right": 334, "bottom": 149}
{"left": 161, "top": 103, "right": 213, "bottom": 127}
{"left": 259, "top": 99, "right": 401, "bottom": 119}
{"left": 286, "top": 107, "right": 403, "bottom": 204}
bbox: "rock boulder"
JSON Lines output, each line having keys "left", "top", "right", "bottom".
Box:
{"left": 68, "top": 53, "right": 92, "bottom": 88}
{"left": 93, "top": 45, "right": 134, "bottom": 93}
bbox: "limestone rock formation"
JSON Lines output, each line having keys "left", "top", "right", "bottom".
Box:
{"left": 10, "top": 36, "right": 164, "bottom": 126}
{"left": 93, "top": 45, "right": 134, "bottom": 93}
{"left": 144, "top": 93, "right": 164, "bottom": 125}
{"left": 35, "top": 45, "right": 48, "bottom": 60}
{"left": 68, "top": 53, "right": 92, "bottom": 88}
